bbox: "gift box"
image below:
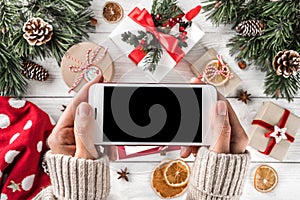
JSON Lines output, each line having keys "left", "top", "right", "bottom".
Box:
{"left": 109, "top": 1, "right": 204, "bottom": 81}
{"left": 190, "top": 48, "right": 241, "bottom": 97}
{"left": 61, "top": 42, "right": 114, "bottom": 93}
{"left": 117, "top": 146, "right": 180, "bottom": 160}
{"left": 249, "top": 102, "right": 300, "bottom": 161}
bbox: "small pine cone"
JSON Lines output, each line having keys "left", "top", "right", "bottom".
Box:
{"left": 23, "top": 17, "right": 53, "bottom": 46}
{"left": 273, "top": 50, "right": 300, "bottom": 78}
{"left": 21, "top": 60, "right": 49, "bottom": 81}
{"left": 236, "top": 19, "right": 265, "bottom": 37}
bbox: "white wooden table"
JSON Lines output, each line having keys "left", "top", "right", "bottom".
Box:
{"left": 27, "top": 1, "right": 300, "bottom": 199}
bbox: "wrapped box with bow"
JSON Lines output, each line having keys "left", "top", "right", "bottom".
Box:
{"left": 249, "top": 102, "right": 300, "bottom": 161}
{"left": 61, "top": 42, "right": 114, "bottom": 93}
{"left": 109, "top": 0, "right": 204, "bottom": 81}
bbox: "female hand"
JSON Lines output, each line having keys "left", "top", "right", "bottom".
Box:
{"left": 47, "top": 73, "right": 117, "bottom": 160}
{"left": 180, "top": 77, "right": 248, "bottom": 157}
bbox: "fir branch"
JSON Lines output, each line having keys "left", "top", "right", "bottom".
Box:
{"left": 234, "top": 0, "right": 267, "bottom": 27}
{"left": 0, "top": 0, "right": 23, "bottom": 41}
{"left": 12, "top": 30, "right": 52, "bottom": 60}
{"left": 0, "top": 0, "right": 94, "bottom": 96}
{"left": 204, "top": 0, "right": 300, "bottom": 100}
{"left": 0, "top": 43, "right": 27, "bottom": 97}
{"left": 143, "top": 47, "right": 163, "bottom": 73}
{"left": 227, "top": 35, "right": 268, "bottom": 70}
{"left": 151, "top": 0, "right": 183, "bottom": 24}
{"left": 203, "top": 0, "right": 246, "bottom": 26}
{"left": 264, "top": 69, "right": 300, "bottom": 102}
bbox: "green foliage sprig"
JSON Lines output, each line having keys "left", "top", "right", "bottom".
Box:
{"left": 151, "top": 0, "right": 183, "bottom": 26}
{"left": 203, "top": 0, "right": 300, "bottom": 101}
{"left": 0, "top": 0, "right": 94, "bottom": 96}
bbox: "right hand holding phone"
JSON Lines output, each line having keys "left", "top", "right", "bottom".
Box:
{"left": 180, "top": 77, "right": 249, "bottom": 157}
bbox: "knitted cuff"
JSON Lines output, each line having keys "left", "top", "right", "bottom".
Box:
{"left": 33, "top": 186, "right": 56, "bottom": 200}
{"left": 186, "top": 147, "right": 250, "bottom": 200}
{"left": 45, "top": 151, "right": 110, "bottom": 200}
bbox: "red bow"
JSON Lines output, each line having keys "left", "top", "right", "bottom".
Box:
{"left": 252, "top": 109, "right": 295, "bottom": 155}
{"left": 128, "top": 7, "right": 186, "bottom": 64}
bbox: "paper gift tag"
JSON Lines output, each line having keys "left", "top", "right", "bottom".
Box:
{"left": 61, "top": 42, "right": 114, "bottom": 92}
{"left": 190, "top": 48, "right": 241, "bottom": 97}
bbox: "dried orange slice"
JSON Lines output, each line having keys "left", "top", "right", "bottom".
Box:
{"left": 203, "top": 60, "right": 230, "bottom": 86}
{"left": 163, "top": 159, "right": 190, "bottom": 187}
{"left": 254, "top": 165, "right": 278, "bottom": 193}
{"left": 103, "top": 2, "right": 123, "bottom": 23}
{"left": 151, "top": 160, "right": 188, "bottom": 198}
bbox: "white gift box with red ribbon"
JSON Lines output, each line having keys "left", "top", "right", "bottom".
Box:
{"left": 109, "top": 2, "right": 204, "bottom": 81}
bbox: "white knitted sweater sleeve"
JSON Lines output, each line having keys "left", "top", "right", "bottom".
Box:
{"left": 33, "top": 151, "right": 110, "bottom": 200}
{"left": 186, "top": 147, "right": 250, "bottom": 200}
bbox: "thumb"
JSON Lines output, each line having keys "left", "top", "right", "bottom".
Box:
{"left": 210, "top": 101, "right": 231, "bottom": 154}
{"left": 74, "top": 102, "right": 99, "bottom": 159}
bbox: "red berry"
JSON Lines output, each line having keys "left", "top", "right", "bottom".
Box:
{"left": 175, "top": 17, "right": 182, "bottom": 23}
{"left": 169, "top": 18, "right": 175, "bottom": 23}
{"left": 179, "top": 26, "right": 185, "bottom": 32}
{"left": 183, "top": 31, "right": 188, "bottom": 36}
{"left": 156, "top": 14, "right": 162, "bottom": 20}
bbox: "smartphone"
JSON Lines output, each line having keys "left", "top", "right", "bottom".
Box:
{"left": 89, "top": 83, "right": 217, "bottom": 146}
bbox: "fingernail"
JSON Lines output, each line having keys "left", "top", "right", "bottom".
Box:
{"left": 217, "top": 101, "right": 227, "bottom": 116}
{"left": 78, "top": 103, "right": 91, "bottom": 117}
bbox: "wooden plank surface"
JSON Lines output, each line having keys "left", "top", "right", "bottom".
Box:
{"left": 108, "top": 162, "right": 300, "bottom": 200}
{"left": 22, "top": 0, "right": 300, "bottom": 199}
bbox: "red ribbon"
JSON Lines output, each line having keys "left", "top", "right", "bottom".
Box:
{"left": 128, "top": 7, "right": 186, "bottom": 65}
{"left": 252, "top": 109, "right": 295, "bottom": 155}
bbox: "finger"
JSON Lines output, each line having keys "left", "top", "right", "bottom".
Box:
{"left": 74, "top": 102, "right": 99, "bottom": 159}
{"left": 210, "top": 101, "right": 231, "bottom": 154}
{"left": 104, "top": 146, "right": 118, "bottom": 161}
{"left": 216, "top": 93, "right": 248, "bottom": 153}
{"left": 190, "top": 75, "right": 204, "bottom": 84}
{"left": 56, "top": 72, "right": 103, "bottom": 128}
{"left": 226, "top": 101, "right": 248, "bottom": 153}
{"left": 73, "top": 71, "right": 104, "bottom": 109}
{"left": 180, "top": 146, "right": 192, "bottom": 158}
{"left": 192, "top": 147, "right": 199, "bottom": 157}
{"left": 47, "top": 127, "right": 76, "bottom": 155}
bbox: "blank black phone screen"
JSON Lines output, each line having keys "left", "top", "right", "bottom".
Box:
{"left": 103, "top": 85, "right": 202, "bottom": 143}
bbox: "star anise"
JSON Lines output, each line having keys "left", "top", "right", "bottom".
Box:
{"left": 117, "top": 167, "right": 129, "bottom": 182}
{"left": 238, "top": 90, "right": 252, "bottom": 104}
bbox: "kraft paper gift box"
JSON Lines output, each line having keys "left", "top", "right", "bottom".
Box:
{"left": 249, "top": 101, "right": 300, "bottom": 161}
{"left": 190, "top": 48, "right": 241, "bottom": 97}
{"left": 109, "top": 1, "right": 204, "bottom": 81}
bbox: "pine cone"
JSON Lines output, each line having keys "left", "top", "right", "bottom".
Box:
{"left": 236, "top": 20, "right": 265, "bottom": 37}
{"left": 273, "top": 50, "right": 300, "bottom": 78}
{"left": 21, "top": 60, "right": 49, "bottom": 81}
{"left": 23, "top": 17, "right": 53, "bottom": 46}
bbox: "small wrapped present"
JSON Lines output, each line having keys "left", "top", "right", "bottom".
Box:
{"left": 190, "top": 48, "right": 241, "bottom": 96}
{"left": 249, "top": 102, "right": 300, "bottom": 160}
{"left": 61, "top": 42, "right": 114, "bottom": 93}
{"left": 109, "top": 1, "right": 204, "bottom": 81}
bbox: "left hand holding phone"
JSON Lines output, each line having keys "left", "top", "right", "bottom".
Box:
{"left": 47, "top": 73, "right": 117, "bottom": 160}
